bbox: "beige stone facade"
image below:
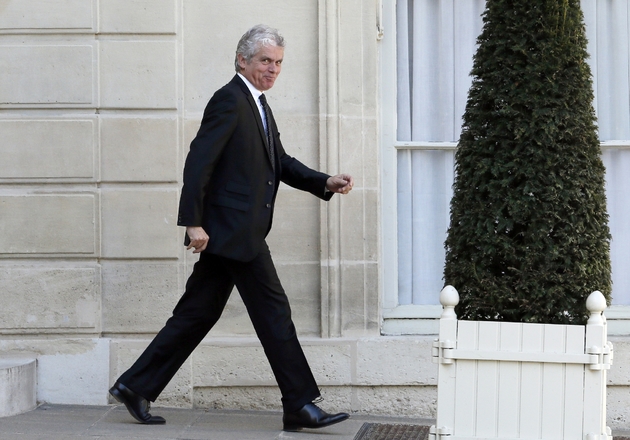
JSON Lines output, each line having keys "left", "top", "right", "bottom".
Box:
{"left": 2, "top": 0, "right": 629, "bottom": 429}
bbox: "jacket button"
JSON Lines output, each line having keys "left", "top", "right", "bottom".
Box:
{"left": 266, "top": 204, "right": 271, "bottom": 208}
{"left": 268, "top": 181, "right": 273, "bottom": 185}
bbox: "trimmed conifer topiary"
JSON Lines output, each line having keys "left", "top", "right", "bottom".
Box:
{"left": 443, "top": 0, "right": 611, "bottom": 324}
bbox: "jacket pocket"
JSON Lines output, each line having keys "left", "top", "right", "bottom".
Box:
{"left": 225, "top": 181, "right": 251, "bottom": 196}
{"left": 209, "top": 194, "right": 249, "bottom": 212}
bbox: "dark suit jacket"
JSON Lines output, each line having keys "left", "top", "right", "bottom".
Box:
{"left": 177, "top": 75, "right": 333, "bottom": 261}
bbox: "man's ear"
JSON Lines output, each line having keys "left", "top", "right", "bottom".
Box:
{"left": 236, "top": 53, "right": 246, "bottom": 70}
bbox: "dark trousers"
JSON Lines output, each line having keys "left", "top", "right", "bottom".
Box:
{"left": 117, "top": 243, "right": 320, "bottom": 413}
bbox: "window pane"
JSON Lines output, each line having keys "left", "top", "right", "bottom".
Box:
{"left": 396, "top": 0, "right": 484, "bottom": 142}
{"left": 397, "top": 149, "right": 454, "bottom": 304}
{"left": 603, "top": 149, "right": 630, "bottom": 305}
{"left": 396, "top": 0, "right": 630, "bottom": 306}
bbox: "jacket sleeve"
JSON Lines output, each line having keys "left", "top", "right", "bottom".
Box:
{"left": 277, "top": 139, "right": 333, "bottom": 201}
{"left": 177, "top": 88, "right": 238, "bottom": 226}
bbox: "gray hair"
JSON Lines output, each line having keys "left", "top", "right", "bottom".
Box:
{"left": 234, "top": 24, "right": 285, "bottom": 72}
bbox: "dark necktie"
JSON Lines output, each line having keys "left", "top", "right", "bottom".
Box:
{"left": 259, "top": 93, "right": 275, "bottom": 170}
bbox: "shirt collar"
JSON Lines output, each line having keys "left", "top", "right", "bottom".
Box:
{"left": 237, "top": 73, "right": 263, "bottom": 100}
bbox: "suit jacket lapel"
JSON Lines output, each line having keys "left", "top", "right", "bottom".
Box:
{"left": 232, "top": 76, "right": 274, "bottom": 168}
{"left": 246, "top": 94, "right": 269, "bottom": 148}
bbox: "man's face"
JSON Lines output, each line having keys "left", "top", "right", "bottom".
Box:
{"left": 238, "top": 44, "right": 284, "bottom": 91}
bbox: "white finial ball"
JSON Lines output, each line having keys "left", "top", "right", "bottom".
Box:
{"left": 586, "top": 290, "right": 607, "bottom": 313}
{"left": 440, "top": 285, "right": 460, "bottom": 307}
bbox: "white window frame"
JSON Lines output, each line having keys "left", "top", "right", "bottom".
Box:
{"left": 379, "top": 0, "right": 630, "bottom": 335}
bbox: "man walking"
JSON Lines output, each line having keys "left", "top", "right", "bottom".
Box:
{"left": 109, "top": 24, "right": 353, "bottom": 432}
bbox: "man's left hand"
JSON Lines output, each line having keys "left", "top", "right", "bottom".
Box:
{"left": 326, "top": 174, "right": 354, "bottom": 194}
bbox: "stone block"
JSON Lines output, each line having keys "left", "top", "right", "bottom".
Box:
{"left": 193, "top": 339, "right": 352, "bottom": 389}
{"left": 363, "top": 189, "right": 379, "bottom": 260}
{"left": 192, "top": 383, "right": 437, "bottom": 418}
{"left": 99, "top": 0, "right": 176, "bottom": 34}
{"left": 262, "top": 8, "right": 318, "bottom": 115}
{"left": 156, "top": 377, "right": 193, "bottom": 408}
{"left": 302, "top": 343, "right": 352, "bottom": 385}
{"left": 356, "top": 337, "right": 437, "bottom": 386}
{"left": 100, "top": 188, "right": 178, "bottom": 258}
{"left": 182, "top": 2, "right": 250, "bottom": 114}
{"left": 340, "top": 117, "right": 368, "bottom": 175}
{"left": 338, "top": 3, "right": 371, "bottom": 118}
{"left": 381, "top": 316, "right": 440, "bottom": 336}
{"left": 336, "top": 229, "right": 380, "bottom": 335}
{"left": 0, "top": 194, "right": 96, "bottom": 254}
{"left": 0, "top": 45, "right": 94, "bottom": 105}
{"left": 353, "top": 385, "right": 437, "bottom": 418}
{"left": 0, "top": 358, "right": 36, "bottom": 417}
{"left": 183, "top": 118, "right": 201, "bottom": 148}
{"left": 0, "top": 0, "right": 94, "bottom": 31}
{"left": 275, "top": 262, "right": 321, "bottom": 336}
{"left": 340, "top": 264, "right": 373, "bottom": 334}
{"left": 182, "top": 0, "right": 318, "bottom": 114}
{"left": 193, "top": 343, "right": 275, "bottom": 387}
{"left": 110, "top": 340, "right": 148, "bottom": 379}
{"left": 338, "top": 1, "right": 381, "bottom": 118}
{"left": 607, "top": 385, "right": 630, "bottom": 430}
{"left": 0, "top": 119, "right": 95, "bottom": 179}
{"left": 100, "top": 117, "right": 178, "bottom": 182}
{"left": 111, "top": 339, "right": 192, "bottom": 408}
{"left": 296, "top": 384, "right": 431, "bottom": 417}
{"left": 266, "top": 190, "right": 320, "bottom": 263}
{"left": 271, "top": 114, "right": 319, "bottom": 166}
{"left": 333, "top": 198, "right": 378, "bottom": 273}
{"left": 101, "top": 262, "right": 181, "bottom": 333}
{"left": 360, "top": 262, "right": 381, "bottom": 335}
{"left": 99, "top": 41, "right": 177, "bottom": 109}
{"left": 0, "top": 266, "right": 99, "bottom": 332}
{"left": 193, "top": 386, "right": 283, "bottom": 411}
{"left": 37, "top": 339, "right": 110, "bottom": 405}
{"left": 608, "top": 337, "right": 630, "bottom": 385}
{"left": 358, "top": 120, "right": 379, "bottom": 189}
{"left": 0, "top": 338, "right": 110, "bottom": 406}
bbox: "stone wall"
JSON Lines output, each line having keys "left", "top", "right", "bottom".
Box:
{"left": 0, "top": 0, "right": 417, "bottom": 417}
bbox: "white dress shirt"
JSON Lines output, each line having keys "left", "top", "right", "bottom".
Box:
{"left": 237, "top": 73, "right": 268, "bottom": 132}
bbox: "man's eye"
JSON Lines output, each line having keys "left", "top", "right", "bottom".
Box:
{"left": 261, "top": 59, "right": 270, "bottom": 64}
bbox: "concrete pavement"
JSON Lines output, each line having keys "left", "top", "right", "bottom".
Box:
{"left": 0, "top": 404, "right": 435, "bottom": 440}
{"left": 3, "top": 405, "right": 630, "bottom": 439}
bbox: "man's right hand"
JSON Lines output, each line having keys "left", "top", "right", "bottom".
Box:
{"left": 186, "top": 226, "right": 209, "bottom": 253}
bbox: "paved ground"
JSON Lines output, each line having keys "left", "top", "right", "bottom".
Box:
{"left": 2, "top": 405, "right": 629, "bottom": 439}
{"left": 0, "top": 404, "right": 435, "bottom": 440}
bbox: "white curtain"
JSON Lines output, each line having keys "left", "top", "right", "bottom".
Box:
{"left": 396, "top": 0, "right": 484, "bottom": 305}
{"left": 586, "top": 0, "right": 630, "bottom": 305}
{"left": 397, "top": 0, "right": 630, "bottom": 305}
{"left": 397, "top": 149, "right": 454, "bottom": 304}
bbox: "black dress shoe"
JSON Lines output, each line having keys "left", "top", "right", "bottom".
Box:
{"left": 109, "top": 382, "right": 166, "bottom": 425}
{"left": 283, "top": 403, "right": 349, "bottom": 431}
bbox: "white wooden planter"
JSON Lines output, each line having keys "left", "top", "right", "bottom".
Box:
{"left": 430, "top": 286, "right": 613, "bottom": 440}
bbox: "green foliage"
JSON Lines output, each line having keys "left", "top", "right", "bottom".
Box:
{"left": 443, "top": 0, "right": 611, "bottom": 324}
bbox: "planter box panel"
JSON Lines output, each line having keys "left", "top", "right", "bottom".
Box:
{"left": 430, "top": 287, "right": 612, "bottom": 440}
{"left": 564, "top": 363, "right": 585, "bottom": 438}
{"left": 454, "top": 359, "right": 477, "bottom": 435}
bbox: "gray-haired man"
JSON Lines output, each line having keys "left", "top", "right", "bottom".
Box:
{"left": 109, "top": 24, "right": 352, "bottom": 432}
